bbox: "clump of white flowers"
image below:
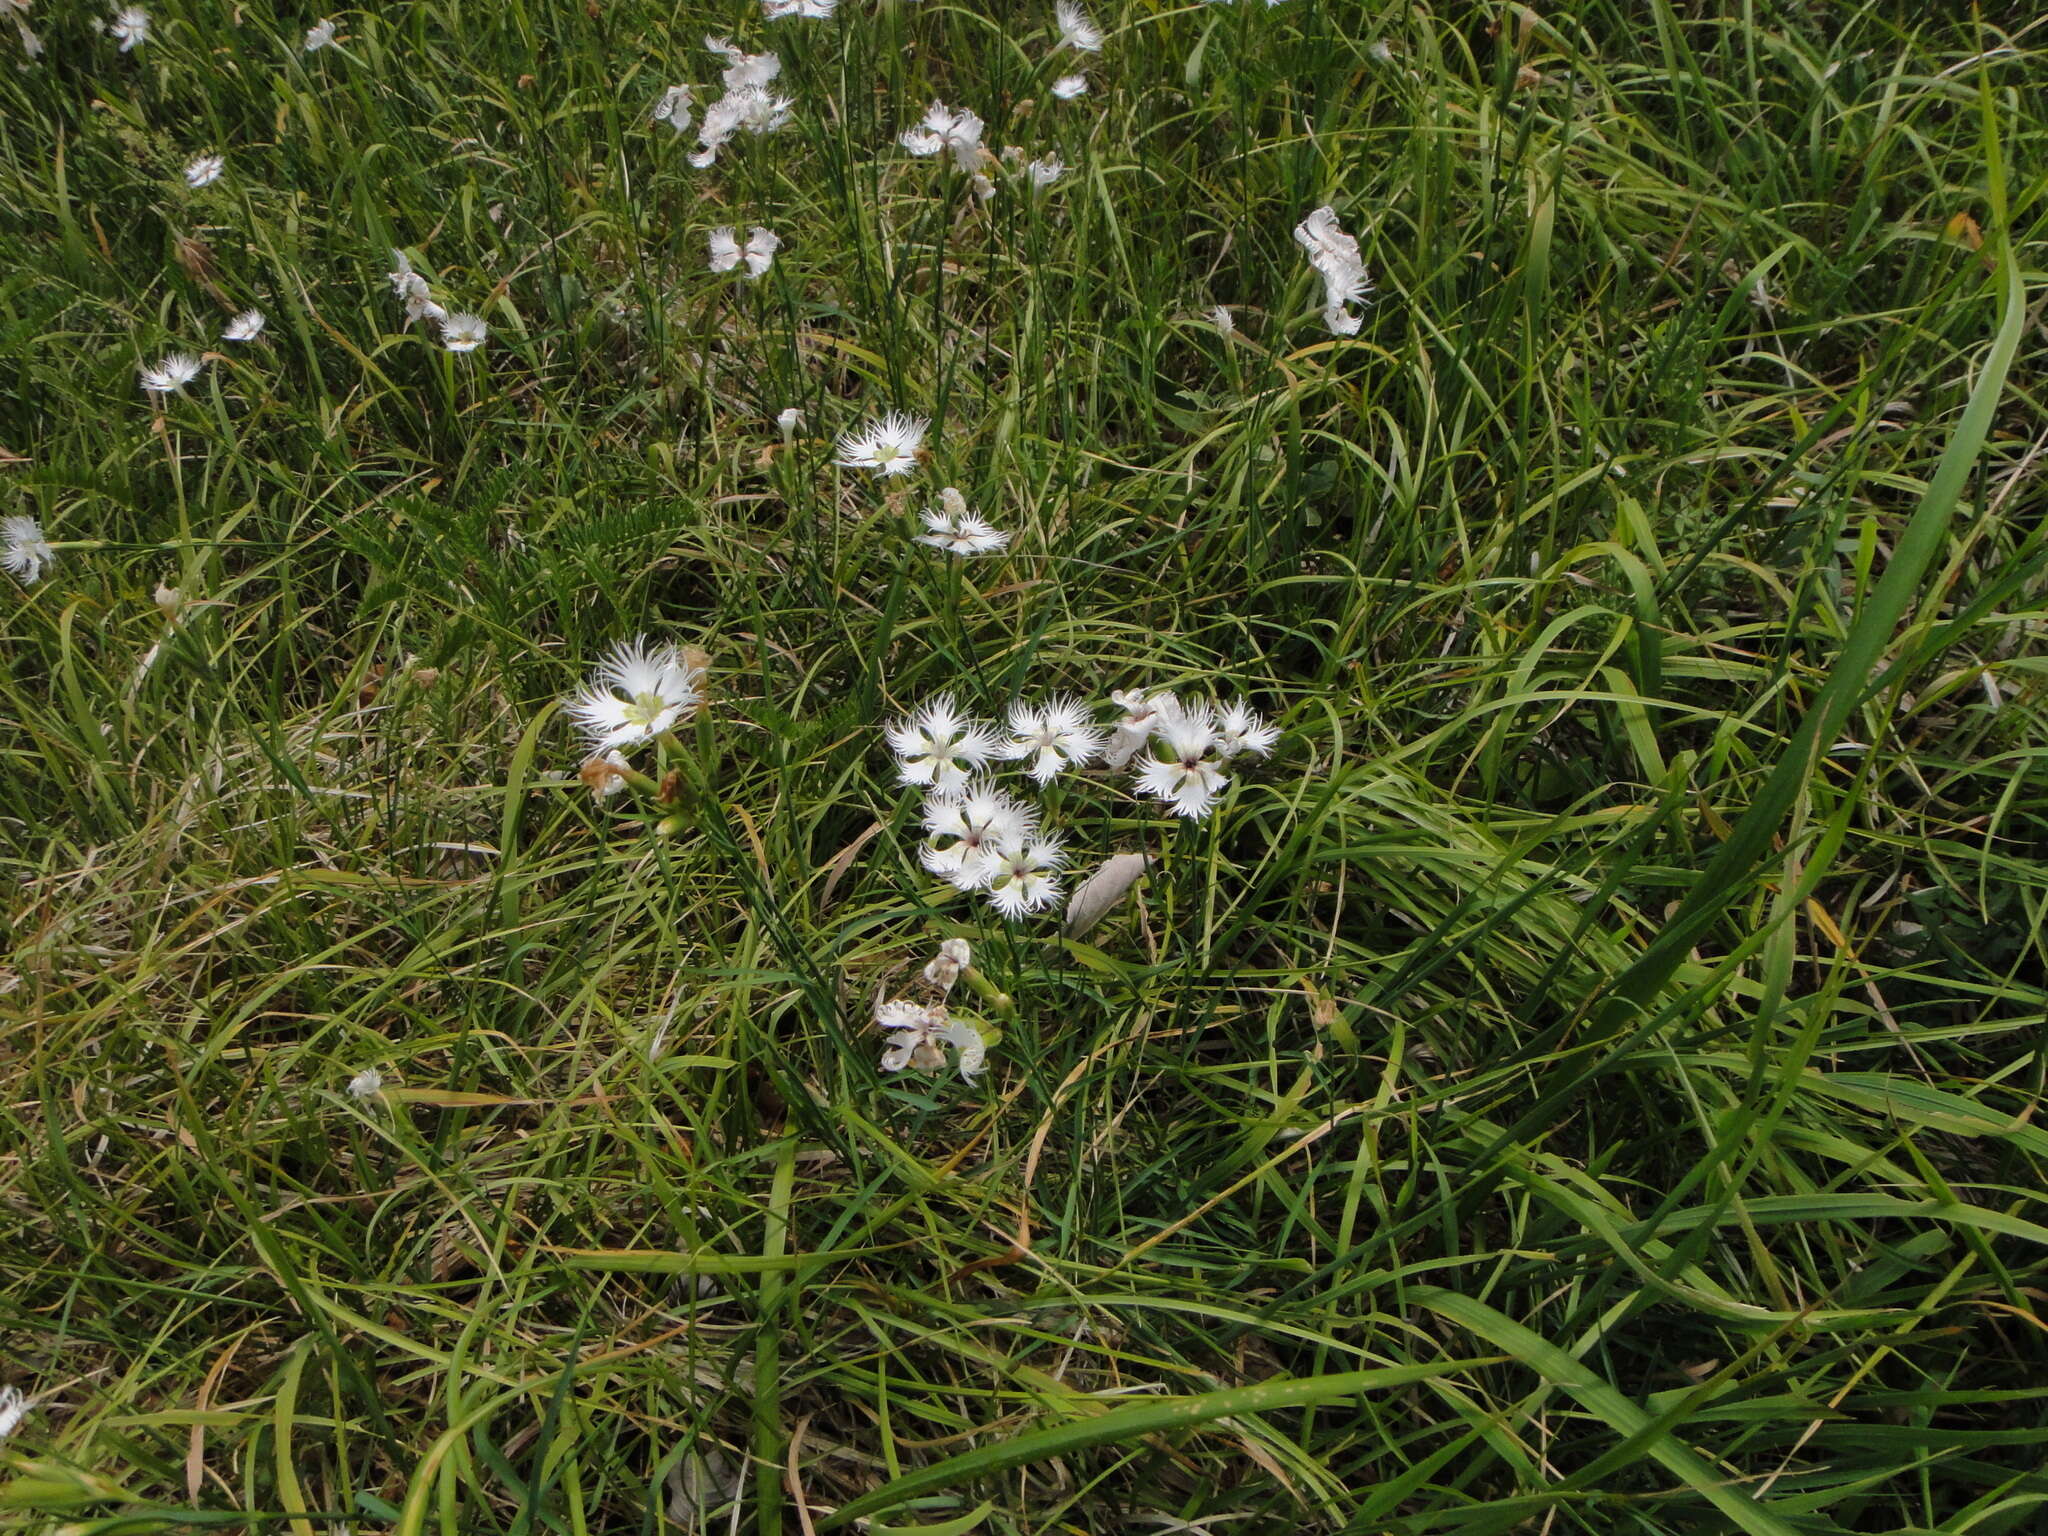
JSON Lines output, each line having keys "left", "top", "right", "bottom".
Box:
{"left": 387, "top": 249, "right": 447, "bottom": 326}
{"left": 691, "top": 37, "right": 791, "bottom": 168}
{"left": 885, "top": 682, "right": 1279, "bottom": 919}
{"left": 917, "top": 487, "right": 1009, "bottom": 555}
{"left": 3, "top": 515, "right": 55, "bottom": 586}
{"left": 899, "top": 101, "right": 986, "bottom": 173}
{"left": 1293, "top": 205, "right": 1371, "bottom": 336}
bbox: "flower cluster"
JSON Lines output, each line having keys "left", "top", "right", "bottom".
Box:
{"left": 387, "top": 249, "right": 487, "bottom": 352}
{"left": 916, "top": 487, "right": 1009, "bottom": 556}
{"left": 1294, "top": 205, "right": 1371, "bottom": 336}
{"left": 873, "top": 938, "right": 988, "bottom": 1079}
{"left": 888, "top": 688, "right": 1276, "bottom": 917}
{"left": 690, "top": 37, "right": 792, "bottom": 168}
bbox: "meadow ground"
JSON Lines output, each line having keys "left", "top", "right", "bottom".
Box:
{"left": 3, "top": 1, "right": 2048, "bottom": 1532}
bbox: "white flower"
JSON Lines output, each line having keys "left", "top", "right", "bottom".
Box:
{"left": 1216, "top": 699, "right": 1279, "bottom": 758}
{"left": 1210, "top": 304, "right": 1235, "bottom": 336}
{"left": 743, "top": 226, "right": 781, "bottom": 278}
{"left": 651, "top": 84, "right": 693, "bottom": 134}
{"left": 836, "top": 411, "right": 928, "bottom": 476}
{"left": 776, "top": 406, "right": 802, "bottom": 441}
{"left": 347, "top": 1066, "right": 383, "bottom": 1100}
{"left": 886, "top": 693, "right": 999, "bottom": 792}
{"left": 1293, "top": 205, "right": 1371, "bottom": 336}
{"left": 1051, "top": 73, "right": 1088, "bottom": 99}
{"left": 2, "top": 515, "right": 55, "bottom": 586}
{"left": 707, "top": 226, "right": 741, "bottom": 273}
{"left": 875, "top": 998, "right": 985, "bottom": 1079}
{"left": 970, "top": 172, "right": 996, "bottom": 203}
{"left": 1002, "top": 697, "right": 1104, "bottom": 783}
{"left": 921, "top": 782, "right": 1037, "bottom": 889}
{"left": 917, "top": 487, "right": 1009, "bottom": 555}
{"left": 1136, "top": 711, "right": 1229, "bottom": 819}
{"left": 1025, "top": 153, "right": 1064, "bottom": 189}
{"left": 439, "top": 312, "right": 488, "bottom": 352}
{"left": 1368, "top": 38, "right": 1393, "bottom": 62}
{"left": 1055, "top": 0, "right": 1102, "bottom": 50}
{"left": 139, "top": 352, "right": 204, "bottom": 395}
{"left": 6, "top": 2, "right": 42, "bottom": 58}
{"left": 0, "top": 1385, "right": 29, "bottom": 1444}
{"left": 303, "top": 18, "right": 336, "bottom": 50}
{"left": 184, "top": 154, "right": 223, "bottom": 188}
{"left": 387, "top": 248, "right": 417, "bottom": 297}
{"left": 223, "top": 308, "right": 266, "bottom": 342}
{"left": 690, "top": 84, "right": 791, "bottom": 167}
{"left": 899, "top": 101, "right": 985, "bottom": 173}
{"left": 107, "top": 5, "right": 147, "bottom": 50}
{"left": 565, "top": 636, "right": 704, "bottom": 752}
{"left": 1102, "top": 686, "right": 1168, "bottom": 768}
{"left": 705, "top": 35, "right": 781, "bottom": 91}
{"left": 984, "top": 837, "right": 1064, "bottom": 918}
{"left": 923, "top": 936, "right": 972, "bottom": 990}
{"left": 762, "top": 0, "right": 834, "bottom": 17}
{"left": 401, "top": 274, "right": 446, "bottom": 325}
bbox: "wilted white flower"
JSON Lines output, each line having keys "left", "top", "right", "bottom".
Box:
{"left": 581, "top": 749, "right": 633, "bottom": 798}
{"left": 651, "top": 84, "right": 693, "bottom": 134}
{"left": 140, "top": 352, "right": 204, "bottom": 395}
{"left": 1003, "top": 697, "right": 1104, "bottom": 783}
{"left": 153, "top": 580, "right": 183, "bottom": 620}
{"left": 0, "top": 1385, "right": 29, "bottom": 1443}
{"left": 1216, "top": 699, "right": 1279, "bottom": 758}
{"left": 984, "top": 837, "right": 1064, "bottom": 918}
{"left": 762, "top": 0, "right": 834, "bottom": 17}
{"left": 1055, "top": 0, "right": 1101, "bottom": 51}
{"left": 970, "top": 172, "right": 996, "bottom": 203}
{"left": 1051, "top": 73, "right": 1088, "bottom": 99}
{"left": 705, "top": 35, "right": 781, "bottom": 91}
{"left": 107, "top": 4, "right": 147, "bottom": 50}
{"left": 2, "top": 516, "right": 55, "bottom": 586}
{"left": 923, "top": 936, "right": 972, "bottom": 990}
{"left": 776, "top": 406, "right": 802, "bottom": 441}
{"left": 303, "top": 17, "right": 336, "bottom": 50}
{"left": 899, "top": 101, "right": 985, "bottom": 173}
{"left": 439, "top": 312, "right": 488, "bottom": 352}
{"left": 347, "top": 1066, "right": 383, "bottom": 1100}
{"left": 743, "top": 226, "right": 781, "bottom": 278}
{"left": 1103, "top": 686, "right": 1168, "bottom": 768}
{"left": 1025, "top": 153, "right": 1065, "bottom": 189}
{"left": 887, "top": 693, "right": 999, "bottom": 792}
{"left": 707, "top": 226, "right": 741, "bottom": 273}
{"left": 1293, "top": 205, "right": 1371, "bottom": 336}
{"left": 222, "top": 308, "right": 266, "bottom": 342}
{"left": 400, "top": 274, "right": 445, "bottom": 325}
{"left": 565, "top": 636, "right": 704, "bottom": 752}
{"left": 1210, "top": 304, "right": 1235, "bottom": 336}
{"left": 836, "top": 411, "right": 928, "bottom": 476}
{"left": 184, "top": 153, "right": 224, "bottom": 188}
{"left": 875, "top": 998, "right": 985, "bottom": 1079}
{"left": 921, "top": 782, "right": 1038, "bottom": 889}
{"left": 917, "top": 487, "right": 1009, "bottom": 555}
{"left": 1136, "top": 709, "right": 1229, "bottom": 819}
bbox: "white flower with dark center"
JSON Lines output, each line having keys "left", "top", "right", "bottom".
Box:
{"left": 1052, "top": 73, "right": 1088, "bottom": 99}
{"left": 886, "top": 693, "right": 999, "bottom": 791}
{"left": 1055, "top": 0, "right": 1101, "bottom": 50}
{"left": 921, "top": 782, "right": 1037, "bottom": 889}
{"left": 707, "top": 226, "right": 741, "bottom": 273}
{"left": 651, "top": 84, "right": 693, "bottom": 134}
{"left": 1293, "top": 205, "right": 1371, "bottom": 336}
{"left": 439, "top": 312, "right": 488, "bottom": 352}
{"left": 899, "top": 101, "right": 985, "bottom": 173}
{"left": 3, "top": 516, "right": 55, "bottom": 585}
{"left": 762, "top": 0, "right": 834, "bottom": 17}
{"left": 1025, "top": 153, "right": 1064, "bottom": 189}
{"left": 1003, "top": 697, "right": 1104, "bottom": 783}
{"left": 0, "top": 1385, "right": 29, "bottom": 1443}
{"left": 140, "top": 352, "right": 204, "bottom": 395}
{"left": 836, "top": 411, "right": 928, "bottom": 476}
{"left": 917, "top": 487, "right": 1009, "bottom": 555}
{"left": 185, "top": 154, "right": 224, "bottom": 188}
{"left": 1136, "top": 710, "right": 1229, "bottom": 819}
{"left": 565, "top": 635, "right": 704, "bottom": 752}
{"left": 347, "top": 1066, "right": 383, "bottom": 1100}
{"left": 108, "top": 5, "right": 147, "bottom": 49}
{"left": 743, "top": 226, "right": 781, "bottom": 278}
{"left": 304, "top": 17, "right": 336, "bottom": 50}
{"left": 984, "top": 837, "right": 1065, "bottom": 918}
{"left": 223, "top": 309, "right": 266, "bottom": 342}
{"left": 1216, "top": 699, "right": 1279, "bottom": 758}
